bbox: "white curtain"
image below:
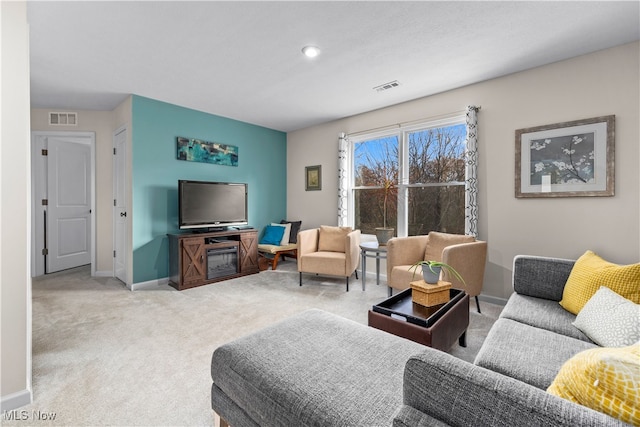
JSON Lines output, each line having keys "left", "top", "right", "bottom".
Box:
{"left": 337, "top": 133, "right": 349, "bottom": 226}
{"left": 465, "top": 105, "right": 480, "bottom": 237}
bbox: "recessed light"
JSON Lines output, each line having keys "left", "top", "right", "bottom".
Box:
{"left": 302, "top": 45, "right": 321, "bottom": 58}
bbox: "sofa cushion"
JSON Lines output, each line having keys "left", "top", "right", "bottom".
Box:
{"left": 500, "top": 293, "right": 591, "bottom": 342}
{"left": 423, "top": 232, "right": 474, "bottom": 262}
{"left": 547, "top": 344, "right": 640, "bottom": 426}
{"left": 318, "top": 225, "right": 352, "bottom": 252}
{"left": 211, "top": 309, "right": 425, "bottom": 427}
{"left": 573, "top": 286, "right": 640, "bottom": 347}
{"left": 559, "top": 250, "right": 640, "bottom": 315}
{"left": 474, "top": 318, "right": 597, "bottom": 390}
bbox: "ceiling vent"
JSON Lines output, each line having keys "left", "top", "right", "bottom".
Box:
{"left": 49, "top": 112, "right": 78, "bottom": 126}
{"left": 373, "top": 80, "right": 400, "bottom": 92}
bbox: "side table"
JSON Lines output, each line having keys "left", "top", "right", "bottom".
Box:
{"left": 359, "top": 241, "right": 388, "bottom": 292}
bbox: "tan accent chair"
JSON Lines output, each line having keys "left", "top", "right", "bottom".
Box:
{"left": 298, "top": 226, "right": 361, "bottom": 291}
{"left": 386, "top": 231, "right": 487, "bottom": 312}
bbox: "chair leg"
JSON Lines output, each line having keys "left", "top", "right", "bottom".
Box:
{"left": 355, "top": 270, "right": 358, "bottom": 280}
{"left": 475, "top": 296, "right": 481, "bottom": 313}
{"left": 299, "top": 272, "right": 302, "bottom": 286}
{"left": 271, "top": 253, "right": 281, "bottom": 270}
{"left": 346, "top": 276, "right": 349, "bottom": 292}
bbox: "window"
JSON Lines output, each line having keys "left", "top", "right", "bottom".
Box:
{"left": 350, "top": 116, "right": 468, "bottom": 237}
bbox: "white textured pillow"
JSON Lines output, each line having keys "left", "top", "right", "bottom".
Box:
{"left": 573, "top": 286, "right": 640, "bottom": 347}
{"left": 271, "top": 222, "right": 291, "bottom": 246}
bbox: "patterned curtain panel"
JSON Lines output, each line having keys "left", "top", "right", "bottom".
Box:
{"left": 465, "top": 106, "right": 480, "bottom": 237}
{"left": 338, "top": 133, "right": 349, "bottom": 226}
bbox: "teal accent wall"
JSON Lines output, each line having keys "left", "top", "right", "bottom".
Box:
{"left": 131, "top": 95, "right": 286, "bottom": 283}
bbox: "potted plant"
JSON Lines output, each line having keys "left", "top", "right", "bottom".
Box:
{"left": 374, "top": 167, "right": 396, "bottom": 245}
{"left": 409, "top": 260, "right": 466, "bottom": 285}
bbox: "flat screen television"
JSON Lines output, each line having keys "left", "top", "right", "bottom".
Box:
{"left": 178, "top": 180, "right": 248, "bottom": 230}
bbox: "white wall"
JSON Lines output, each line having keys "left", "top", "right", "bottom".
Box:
{"left": 287, "top": 42, "right": 640, "bottom": 301}
{"left": 1, "top": 0, "right": 32, "bottom": 410}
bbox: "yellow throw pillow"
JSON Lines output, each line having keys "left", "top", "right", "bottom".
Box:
{"left": 559, "top": 251, "right": 640, "bottom": 315}
{"left": 547, "top": 344, "right": 640, "bottom": 425}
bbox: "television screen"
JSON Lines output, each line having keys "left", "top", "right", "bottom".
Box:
{"left": 179, "top": 180, "right": 248, "bottom": 230}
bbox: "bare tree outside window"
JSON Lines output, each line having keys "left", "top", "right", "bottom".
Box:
{"left": 353, "top": 123, "right": 466, "bottom": 236}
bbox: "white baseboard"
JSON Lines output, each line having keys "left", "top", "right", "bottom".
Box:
{"left": 131, "top": 277, "right": 171, "bottom": 291}
{"left": 478, "top": 294, "right": 507, "bottom": 306}
{"left": 93, "top": 270, "right": 113, "bottom": 278}
{"left": 1, "top": 389, "right": 32, "bottom": 411}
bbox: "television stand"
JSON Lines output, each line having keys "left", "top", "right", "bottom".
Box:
{"left": 168, "top": 228, "right": 259, "bottom": 290}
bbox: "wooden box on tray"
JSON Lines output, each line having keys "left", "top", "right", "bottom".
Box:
{"left": 410, "top": 280, "right": 451, "bottom": 307}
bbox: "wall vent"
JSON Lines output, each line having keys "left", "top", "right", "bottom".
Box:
{"left": 373, "top": 80, "right": 400, "bottom": 92}
{"left": 49, "top": 112, "right": 78, "bottom": 126}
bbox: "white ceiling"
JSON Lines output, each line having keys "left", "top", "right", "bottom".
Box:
{"left": 27, "top": 1, "right": 639, "bottom": 132}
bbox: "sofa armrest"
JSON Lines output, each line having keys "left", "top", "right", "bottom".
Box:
{"left": 386, "top": 235, "right": 429, "bottom": 279}
{"left": 513, "top": 255, "right": 575, "bottom": 301}
{"left": 297, "top": 228, "right": 319, "bottom": 256}
{"left": 402, "top": 349, "right": 626, "bottom": 426}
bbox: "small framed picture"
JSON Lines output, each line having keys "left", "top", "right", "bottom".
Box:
{"left": 305, "top": 165, "right": 322, "bottom": 191}
{"left": 515, "top": 115, "right": 614, "bottom": 198}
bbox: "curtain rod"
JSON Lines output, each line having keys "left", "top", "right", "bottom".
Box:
{"left": 345, "top": 106, "right": 481, "bottom": 139}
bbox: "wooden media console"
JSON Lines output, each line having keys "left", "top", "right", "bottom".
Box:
{"left": 168, "top": 228, "right": 259, "bottom": 290}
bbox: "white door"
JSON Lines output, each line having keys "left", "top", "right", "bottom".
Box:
{"left": 47, "top": 136, "right": 92, "bottom": 273}
{"left": 113, "top": 127, "right": 128, "bottom": 284}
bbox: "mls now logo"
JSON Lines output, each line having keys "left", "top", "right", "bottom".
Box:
{"left": 2, "top": 410, "right": 57, "bottom": 421}
{"left": 2, "top": 410, "right": 29, "bottom": 420}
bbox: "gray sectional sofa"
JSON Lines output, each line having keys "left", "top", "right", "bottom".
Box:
{"left": 211, "top": 255, "right": 627, "bottom": 426}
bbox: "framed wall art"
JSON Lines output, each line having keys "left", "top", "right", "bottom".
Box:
{"left": 515, "top": 115, "right": 614, "bottom": 198}
{"left": 305, "top": 165, "right": 322, "bottom": 191}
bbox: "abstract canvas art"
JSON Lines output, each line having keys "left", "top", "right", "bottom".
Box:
{"left": 177, "top": 136, "right": 238, "bottom": 167}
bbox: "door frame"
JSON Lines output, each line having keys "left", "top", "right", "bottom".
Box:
{"left": 112, "top": 125, "right": 130, "bottom": 286}
{"left": 31, "top": 131, "right": 96, "bottom": 277}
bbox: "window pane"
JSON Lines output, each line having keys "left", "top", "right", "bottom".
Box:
{"left": 407, "top": 185, "right": 465, "bottom": 236}
{"left": 354, "top": 188, "right": 397, "bottom": 236}
{"left": 408, "top": 124, "right": 466, "bottom": 184}
{"left": 354, "top": 136, "right": 399, "bottom": 186}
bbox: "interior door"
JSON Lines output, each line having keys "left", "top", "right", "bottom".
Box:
{"left": 46, "top": 136, "right": 92, "bottom": 273}
{"left": 113, "top": 127, "right": 128, "bottom": 284}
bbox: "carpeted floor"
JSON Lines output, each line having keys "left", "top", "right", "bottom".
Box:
{"left": 5, "top": 259, "right": 502, "bottom": 426}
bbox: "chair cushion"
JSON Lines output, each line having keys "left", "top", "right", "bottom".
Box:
{"left": 424, "top": 232, "right": 474, "bottom": 262}
{"left": 572, "top": 286, "right": 640, "bottom": 347}
{"left": 547, "top": 344, "right": 640, "bottom": 426}
{"left": 258, "top": 243, "right": 297, "bottom": 254}
{"left": 559, "top": 250, "right": 640, "bottom": 315}
{"left": 318, "top": 225, "right": 352, "bottom": 252}
{"left": 280, "top": 220, "right": 302, "bottom": 243}
{"left": 260, "top": 225, "right": 285, "bottom": 245}
{"left": 270, "top": 222, "right": 291, "bottom": 245}
{"left": 299, "top": 252, "right": 347, "bottom": 276}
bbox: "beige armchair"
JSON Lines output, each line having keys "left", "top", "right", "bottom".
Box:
{"left": 298, "top": 226, "right": 361, "bottom": 291}
{"left": 386, "top": 231, "right": 487, "bottom": 312}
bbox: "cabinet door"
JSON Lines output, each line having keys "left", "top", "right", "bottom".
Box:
{"left": 181, "top": 237, "right": 206, "bottom": 284}
{"left": 239, "top": 231, "right": 258, "bottom": 273}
